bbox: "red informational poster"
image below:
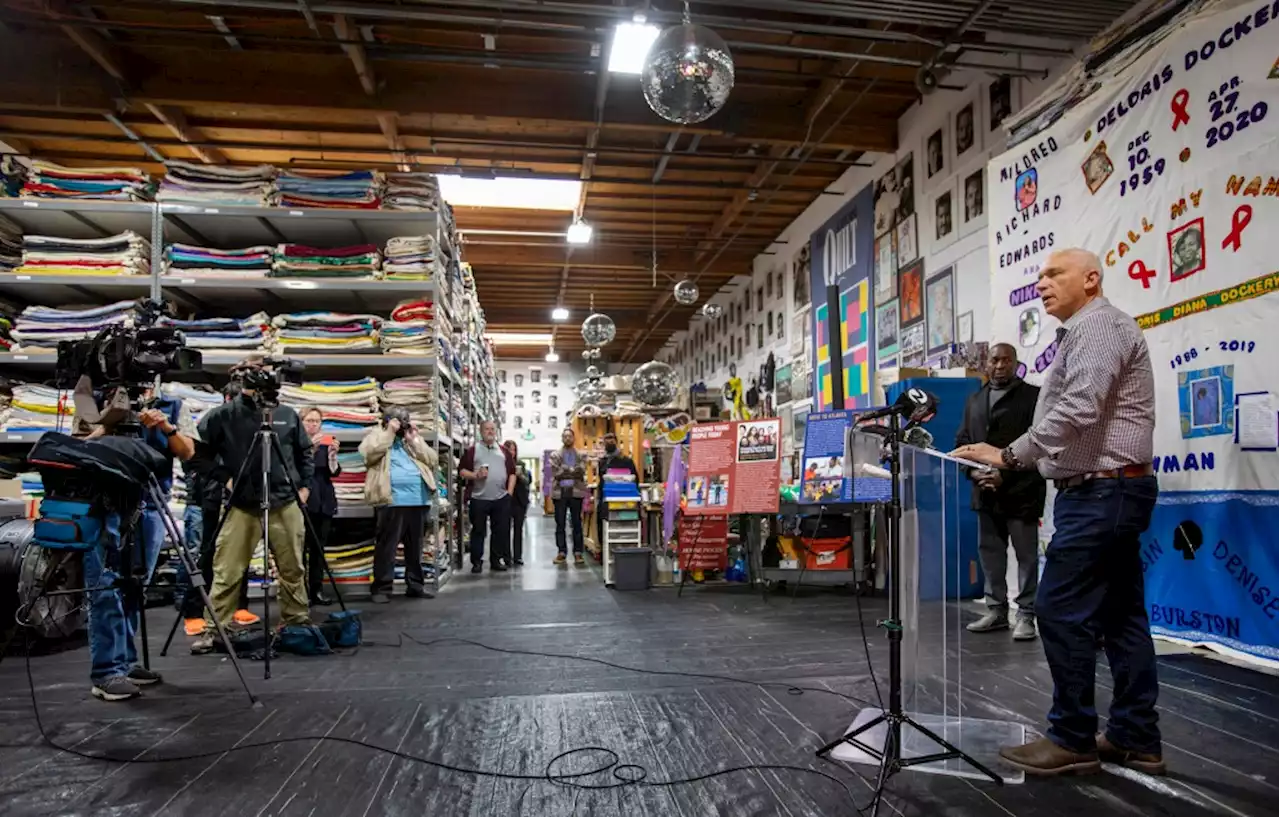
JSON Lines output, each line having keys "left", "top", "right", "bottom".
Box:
{"left": 686, "top": 418, "right": 781, "bottom": 515}
{"left": 677, "top": 514, "right": 728, "bottom": 571}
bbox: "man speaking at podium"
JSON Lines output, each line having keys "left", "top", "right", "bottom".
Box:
{"left": 954, "top": 248, "right": 1162, "bottom": 778}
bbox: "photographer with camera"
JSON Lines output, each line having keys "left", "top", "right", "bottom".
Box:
{"left": 360, "top": 406, "right": 438, "bottom": 603}
{"left": 189, "top": 358, "right": 314, "bottom": 654}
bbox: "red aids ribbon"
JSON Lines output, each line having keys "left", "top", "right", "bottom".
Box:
{"left": 1221, "top": 204, "right": 1253, "bottom": 252}
{"left": 1170, "top": 89, "right": 1191, "bottom": 131}
{"left": 1128, "top": 260, "right": 1156, "bottom": 289}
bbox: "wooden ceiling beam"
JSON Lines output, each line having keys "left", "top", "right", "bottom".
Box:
{"left": 143, "top": 104, "right": 225, "bottom": 164}
{"left": 53, "top": 7, "right": 130, "bottom": 85}
{"left": 333, "top": 14, "right": 378, "bottom": 96}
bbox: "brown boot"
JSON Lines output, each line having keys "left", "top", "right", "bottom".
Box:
{"left": 1096, "top": 733, "right": 1166, "bottom": 775}
{"left": 998, "top": 737, "right": 1101, "bottom": 776}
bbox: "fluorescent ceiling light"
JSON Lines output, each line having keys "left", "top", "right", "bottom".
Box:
{"left": 551, "top": 306, "right": 570, "bottom": 321}
{"left": 545, "top": 350, "right": 560, "bottom": 363}
{"left": 566, "top": 220, "right": 593, "bottom": 245}
{"left": 438, "top": 175, "right": 581, "bottom": 211}
{"left": 609, "top": 22, "right": 660, "bottom": 74}
{"left": 485, "top": 331, "right": 554, "bottom": 345}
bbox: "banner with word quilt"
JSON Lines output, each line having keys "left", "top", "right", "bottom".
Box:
{"left": 987, "top": 0, "right": 1279, "bottom": 662}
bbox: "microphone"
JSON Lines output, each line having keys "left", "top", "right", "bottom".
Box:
{"left": 854, "top": 387, "right": 938, "bottom": 424}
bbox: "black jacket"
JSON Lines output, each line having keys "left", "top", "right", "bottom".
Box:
{"left": 955, "top": 379, "right": 1046, "bottom": 520}
{"left": 511, "top": 465, "right": 531, "bottom": 512}
{"left": 194, "top": 395, "right": 314, "bottom": 512}
{"left": 306, "top": 442, "right": 340, "bottom": 517}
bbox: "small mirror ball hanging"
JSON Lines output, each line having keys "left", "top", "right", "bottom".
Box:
{"left": 641, "top": 18, "right": 735, "bottom": 125}
{"left": 581, "top": 312, "right": 616, "bottom": 347}
{"left": 673, "top": 279, "right": 699, "bottom": 305}
{"left": 701, "top": 302, "right": 724, "bottom": 319}
{"left": 585, "top": 365, "right": 603, "bottom": 379}
{"left": 632, "top": 360, "right": 679, "bottom": 407}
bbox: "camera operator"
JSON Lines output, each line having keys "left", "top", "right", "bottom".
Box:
{"left": 360, "top": 406, "right": 438, "bottom": 603}
{"left": 189, "top": 358, "right": 314, "bottom": 654}
{"left": 79, "top": 384, "right": 197, "bottom": 702}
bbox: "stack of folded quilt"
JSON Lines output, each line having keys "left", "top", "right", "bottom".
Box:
{"left": 272, "top": 311, "right": 381, "bottom": 354}
{"left": 272, "top": 244, "right": 381, "bottom": 279}
{"left": 379, "top": 376, "right": 436, "bottom": 433}
{"left": 382, "top": 235, "right": 436, "bottom": 280}
{"left": 275, "top": 169, "right": 383, "bottom": 209}
{"left": 11, "top": 300, "right": 137, "bottom": 351}
{"left": 16, "top": 232, "right": 150, "bottom": 277}
{"left": 437, "top": 335, "right": 462, "bottom": 378}
{"left": 160, "top": 382, "right": 222, "bottom": 425}
{"left": 21, "top": 161, "right": 153, "bottom": 201}
{"left": 333, "top": 450, "right": 368, "bottom": 509}
{"left": 164, "top": 244, "right": 274, "bottom": 278}
{"left": 325, "top": 536, "right": 376, "bottom": 587}
{"left": 383, "top": 172, "right": 440, "bottom": 211}
{"left": 161, "top": 313, "right": 269, "bottom": 352}
{"left": 379, "top": 321, "right": 432, "bottom": 355}
{"left": 392, "top": 297, "right": 450, "bottom": 337}
{"left": 449, "top": 392, "right": 466, "bottom": 433}
{"left": 158, "top": 162, "right": 277, "bottom": 206}
{"left": 3, "top": 383, "right": 72, "bottom": 432}
{"left": 278, "top": 378, "right": 380, "bottom": 433}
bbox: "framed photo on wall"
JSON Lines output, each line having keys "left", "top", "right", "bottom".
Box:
{"left": 898, "top": 260, "right": 924, "bottom": 326}
{"left": 930, "top": 179, "right": 958, "bottom": 254}
{"left": 923, "top": 124, "right": 949, "bottom": 189}
{"left": 953, "top": 92, "right": 983, "bottom": 164}
{"left": 962, "top": 167, "right": 986, "bottom": 229}
{"left": 957, "top": 310, "right": 974, "bottom": 343}
{"left": 895, "top": 212, "right": 919, "bottom": 268}
{"left": 876, "top": 299, "right": 900, "bottom": 360}
{"left": 926, "top": 266, "right": 956, "bottom": 355}
{"left": 989, "top": 76, "right": 1014, "bottom": 134}
{"left": 874, "top": 230, "right": 897, "bottom": 303}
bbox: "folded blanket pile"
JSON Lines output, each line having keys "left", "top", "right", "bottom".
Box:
{"left": 3, "top": 383, "right": 72, "bottom": 432}
{"left": 272, "top": 243, "right": 381, "bottom": 279}
{"left": 379, "top": 321, "right": 433, "bottom": 356}
{"left": 21, "top": 161, "right": 153, "bottom": 201}
{"left": 383, "top": 235, "right": 436, "bottom": 281}
{"left": 272, "top": 311, "right": 381, "bottom": 354}
{"left": 383, "top": 172, "right": 440, "bottom": 211}
{"left": 164, "top": 243, "right": 274, "bottom": 278}
{"left": 11, "top": 300, "right": 137, "bottom": 350}
{"left": 379, "top": 376, "right": 436, "bottom": 433}
{"left": 279, "top": 378, "right": 381, "bottom": 431}
{"left": 333, "top": 451, "right": 368, "bottom": 509}
{"left": 158, "top": 162, "right": 277, "bottom": 207}
{"left": 275, "top": 169, "right": 384, "bottom": 209}
{"left": 160, "top": 382, "right": 222, "bottom": 424}
{"left": 161, "top": 313, "right": 269, "bottom": 352}
{"left": 16, "top": 231, "right": 150, "bottom": 277}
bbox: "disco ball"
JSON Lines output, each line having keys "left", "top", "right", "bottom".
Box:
{"left": 585, "top": 365, "right": 603, "bottom": 379}
{"left": 641, "top": 23, "right": 735, "bottom": 125}
{"left": 701, "top": 302, "right": 724, "bottom": 319}
{"left": 581, "top": 312, "right": 616, "bottom": 347}
{"left": 631, "top": 360, "right": 679, "bottom": 407}
{"left": 673, "top": 278, "right": 700, "bottom": 306}
{"left": 576, "top": 379, "right": 603, "bottom": 403}
{"left": 581, "top": 348, "right": 601, "bottom": 360}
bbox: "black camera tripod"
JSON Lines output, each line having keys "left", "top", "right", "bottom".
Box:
{"left": 159, "top": 398, "right": 347, "bottom": 679}
{"left": 815, "top": 412, "right": 1003, "bottom": 816}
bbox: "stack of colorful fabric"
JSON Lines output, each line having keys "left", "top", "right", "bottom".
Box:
{"left": 164, "top": 244, "right": 274, "bottom": 278}
{"left": 379, "top": 321, "right": 432, "bottom": 355}
{"left": 272, "top": 311, "right": 381, "bottom": 354}
{"left": 158, "top": 162, "right": 276, "bottom": 207}
{"left": 161, "top": 382, "right": 222, "bottom": 425}
{"left": 333, "top": 450, "right": 368, "bottom": 509}
{"left": 275, "top": 169, "right": 383, "bottom": 209}
{"left": 11, "top": 300, "right": 137, "bottom": 351}
{"left": 324, "top": 536, "right": 376, "bottom": 588}
{"left": 271, "top": 244, "right": 381, "bottom": 279}
{"left": 16, "top": 232, "right": 150, "bottom": 277}
{"left": 279, "top": 378, "right": 380, "bottom": 433}
{"left": 3, "top": 384, "right": 71, "bottom": 432}
{"left": 379, "top": 376, "right": 435, "bottom": 433}
{"left": 382, "top": 235, "right": 436, "bottom": 280}
{"left": 383, "top": 172, "right": 440, "bottom": 211}
{"left": 21, "top": 161, "right": 153, "bottom": 201}
{"left": 161, "top": 314, "right": 269, "bottom": 352}
{"left": 0, "top": 310, "right": 13, "bottom": 351}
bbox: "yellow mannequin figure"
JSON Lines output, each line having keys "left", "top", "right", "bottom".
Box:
{"left": 724, "top": 363, "right": 751, "bottom": 421}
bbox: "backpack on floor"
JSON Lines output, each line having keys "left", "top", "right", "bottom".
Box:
{"left": 318, "top": 610, "right": 362, "bottom": 648}
{"left": 278, "top": 623, "right": 333, "bottom": 656}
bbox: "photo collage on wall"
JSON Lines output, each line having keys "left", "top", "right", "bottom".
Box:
{"left": 500, "top": 365, "right": 575, "bottom": 437}
{"left": 872, "top": 151, "right": 921, "bottom": 369}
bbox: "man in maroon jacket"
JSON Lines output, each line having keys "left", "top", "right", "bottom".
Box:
{"left": 458, "top": 420, "right": 517, "bottom": 573}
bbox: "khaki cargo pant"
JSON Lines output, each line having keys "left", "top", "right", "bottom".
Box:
{"left": 205, "top": 503, "right": 310, "bottom": 629}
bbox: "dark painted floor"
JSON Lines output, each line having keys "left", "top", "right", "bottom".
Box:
{"left": 0, "top": 516, "right": 1275, "bottom": 817}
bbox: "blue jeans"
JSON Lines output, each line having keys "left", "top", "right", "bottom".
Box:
{"left": 175, "top": 505, "right": 203, "bottom": 610}
{"left": 1037, "top": 476, "right": 1160, "bottom": 753}
{"left": 84, "top": 512, "right": 130, "bottom": 683}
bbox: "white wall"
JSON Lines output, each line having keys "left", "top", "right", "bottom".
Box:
{"left": 662, "top": 41, "right": 1088, "bottom": 392}
{"left": 494, "top": 359, "right": 582, "bottom": 457}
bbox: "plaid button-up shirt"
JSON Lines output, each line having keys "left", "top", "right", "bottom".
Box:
{"left": 1009, "top": 296, "right": 1155, "bottom": 479}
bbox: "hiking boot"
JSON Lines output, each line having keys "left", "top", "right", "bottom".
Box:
{"left": 190, "top": 633, "right": 217, "bottom": 655}
{"left": 967, "top": 610, "right": 1010, "bottom": 633}
{"left": 553, "top": 553, "right": 567, "bottom": 565}
{"left": 999, "top": 737, "right": 1100, "bottom": 776}
{"left": 1096, "top": 733, "right": 1166, "bottom": 775}
{"left": 91, "top": 675, "right": 141, "bottom": 702}
{"left": 1013, "top": 617, "right": 1038, "bottom": 641}
{"left": 127, "top": 666, "right": 163, "bottom": 686}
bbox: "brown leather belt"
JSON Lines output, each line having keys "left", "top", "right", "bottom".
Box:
{"left": 1054, "top": 463, "right": 1153, "bottom": 491}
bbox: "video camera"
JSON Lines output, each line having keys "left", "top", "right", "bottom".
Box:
{"left": 54, "top": 298, "right": 201, "bottom": 392}
{"left": 228, "top": 356, "right": 304, "bottom": 407}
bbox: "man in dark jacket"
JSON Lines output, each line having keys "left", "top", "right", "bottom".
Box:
{"left": 189, "top": 362, "right": 314, "bottom": 653}
{"left": 595, "top": 431, "right": 640, "bottom": 548}
{"left": 955, "top": 343, "right": 1046, "bottom": 641}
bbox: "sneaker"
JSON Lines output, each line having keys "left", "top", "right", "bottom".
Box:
{"left": 92, "top": 675, "right": 141, "bottom": 702}
{"left": 233, "top": 609, "right": 260, "bottom": 626}
{"left": 183, "top": 618, "right": 205, "bottom": 636}
{"left": 1096, "top": 733, "right": 1166, "bottom": 775}
{"left": 967, "top": 610, "right": 1010, "bottom": 633}
{"left": 573, "top": 554, "right": 585, "bottom": 566}
{"left": 491, "top": 563, "right": 509, "bottom": 572}
{"left": 513, "top": 559, "right": 524, "bottom": 567}
{"left": 470, "top": 563, "right": 483, "bottom": 574}
{"left": 1013, "top": 617, "right": 1038, "bottom": 641}
{"left": 127, "top": 666, "right": 163, "bottom": 686}
{"left": 370, "top": 593, "right": 391, "bottom": 604}
{"left": 190, "top": 633, "right": 217, "bottom": 655}
{"left": 553, "top": 553, "right": 567, "bottom": 565}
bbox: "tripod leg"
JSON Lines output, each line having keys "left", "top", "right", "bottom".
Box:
{"left": 870, "top": 722, "right": 896, "bottom": 817}
{"left": 267, "top": 432, "right": 347, "bottom": 613}
{"left": 159, "top": 608, "right": 183, "bottom": 657}
{"left": 899, "top": 714, "right": 1005, "bottom": 785}
{"left": 815, "top": 711, "right": 887, "bottom": 757}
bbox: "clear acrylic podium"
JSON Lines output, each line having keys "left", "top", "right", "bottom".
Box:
{"left": 833, "top": 435, "right": 1026, "bottom": 784}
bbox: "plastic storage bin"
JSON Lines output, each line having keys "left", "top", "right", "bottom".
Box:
{"left": 613, "top": 547, "right": 652, "bottom": 591}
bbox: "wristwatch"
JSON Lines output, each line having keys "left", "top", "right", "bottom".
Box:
{"left": 163, "top": 425, "right": 179, "bottom": 438}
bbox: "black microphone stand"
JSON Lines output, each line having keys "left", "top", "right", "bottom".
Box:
{"left": 815, "top": 411, "right": 1003, "bottom": 816}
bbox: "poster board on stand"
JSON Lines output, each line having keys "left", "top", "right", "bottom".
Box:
{"left": 686, "top": 419, "right": 782, "bottom": 515}
{"left": 799, "top": 410, "right": 892, "bottom": 504}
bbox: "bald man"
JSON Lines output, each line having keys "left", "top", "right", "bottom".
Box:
{"left": 954, "top": 248, "right": 1161, "bottom": 777}
{"left": 955, "top": 342, "right": 1044, "bottom": 642}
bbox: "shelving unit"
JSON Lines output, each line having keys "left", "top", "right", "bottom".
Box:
{"left": 0, "top": 196, "right": 483, "bottom": 593}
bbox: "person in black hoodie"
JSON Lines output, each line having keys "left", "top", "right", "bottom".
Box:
{"left": 504, "top": 440, "right": 530, "bottom": 566}
{"left": 301, "top": 407, "right": 340, "bottom": 605}
{"left": 955, "top": 343, "right": 1046, "bottom": 641}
